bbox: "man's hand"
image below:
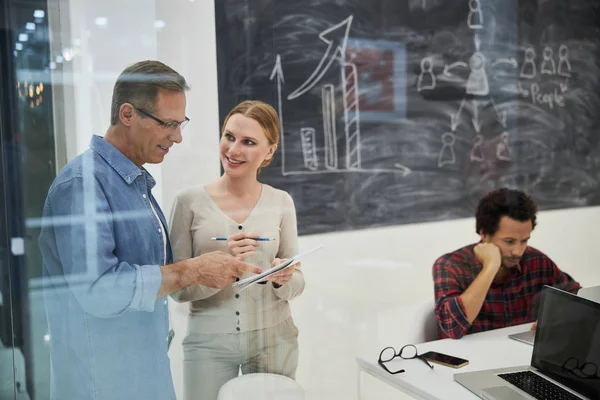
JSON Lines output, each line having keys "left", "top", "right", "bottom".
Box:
{"left": 265, "top": 258, "right": 299, "bottom": 287}
{"left": 474, "top": 242, "right": 502, "bottom": 273}
{"left": 183, "top": 251, "right": 262, "bottom": 289}
{"left": 458, "top": 243, "right": 503, "bottom": 325}
{"left": 158, "top": 252, "right": 263, "bottom": 298}
{"left": 530, "top": 321, "right": 537, "bottom": 330}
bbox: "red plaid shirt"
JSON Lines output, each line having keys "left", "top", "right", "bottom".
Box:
{"left": 433, "top": 244, "right": 581, "bottom": 339}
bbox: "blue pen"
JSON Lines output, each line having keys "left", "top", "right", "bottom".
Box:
{"left": 210, "top": 237, "right": 275, "bottom": 241}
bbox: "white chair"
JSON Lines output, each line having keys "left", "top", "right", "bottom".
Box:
{"left": 217, "top": 373, "right": 305, "bottom": 400}
{"left": 409, "top": 299, "right": 439, "bottom": 344}
{"left": 374, "top": 298, "right": 439, "bottom": 346}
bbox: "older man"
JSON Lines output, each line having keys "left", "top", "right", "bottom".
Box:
{"left": 39, "top": 60, "right": 261, "bottom": 399}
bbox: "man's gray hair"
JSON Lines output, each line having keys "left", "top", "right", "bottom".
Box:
{"left": 110, "top": 60, "right": 190, "bottom": 125}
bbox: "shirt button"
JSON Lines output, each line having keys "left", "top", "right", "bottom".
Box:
{"left": 142, "top": 194, "right": 147, "bottom": 199}
{"left": 235, "top": 294, "right": 240, "bottom": 299}
{"left": 236, "top": 311, "right": 240, "bottom": 316}
{"left": 164, "top": 300, "right": 168, "bottom": 305}
{"left": 236, "top": 327, "right": 240, "bottom": 332}
{"left": 238, "top": 225, "right": 243, "bottom": 230}
{"left": 158, "top": 228, "right": 162, "bottom": 233}
{"left": 236, "top": 278, "right": 240, "bottom": 282}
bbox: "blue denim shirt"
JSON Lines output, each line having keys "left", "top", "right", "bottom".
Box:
{"left": 39, "top": 135, "right": 176, "bottom": 400}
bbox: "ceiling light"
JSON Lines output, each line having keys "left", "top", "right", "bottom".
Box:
{"left": 95, "top": 17, "right": 108, "bottom": 27}
{"left": 62, "top": 47, "right": 73, "bottom": 61}
{"left": 18, "top": 34, "right": 28, "bottom": 42}
{"left": 26, "top": 22, "right": 36, "bottom": 31}
{"left": 33, "top": 10, "right": 45, "bottom": 18}
{"left": 15, "top": 43, "right": 23, "bottom": 50}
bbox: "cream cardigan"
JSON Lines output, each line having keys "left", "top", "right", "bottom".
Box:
{"left": 168, "top": 184, "right": 304, "bottom": 333}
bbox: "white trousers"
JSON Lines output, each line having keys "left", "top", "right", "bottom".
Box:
{"left": 182, "top": 317, "right": 299, "bottom": 400}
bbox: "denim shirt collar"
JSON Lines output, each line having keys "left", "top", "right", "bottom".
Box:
{"left": 89, "top": 134, "right": 156, "bottom": 189}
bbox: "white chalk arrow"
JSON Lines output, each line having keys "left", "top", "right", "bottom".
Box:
{"left": 443, "top": 61, "right": 468, "bottom": 76}
{"left": 489, "top": 98, "right": 507, "bottom": 128}
{"left": 393, "top": 163, "right": 412, "bottom": 177}
{"left": 491, "top": 58, "right": 517, "bottom": 68}
{"left": 270, "top": 55, "right": 286, "bottom": 174}
{"left": 474, "top": 34, "right": 481, "bottom": 51}
{"left": 472, "top": 100, "right": 483, "bottom": 132}
{"left": 451, "top": 98, "right": 467, "bottom": 131}
{"left": 288, "top": 16, "right": 353, "bottom": 100}
{"left": 499, "top": 110, "right": 507, "bottom": 127}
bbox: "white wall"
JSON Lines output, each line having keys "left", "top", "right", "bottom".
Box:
{"left": 51, "top": 0, "right": 164, "bottom": 201}
{"left": 155, "top": 1, "right": 222, "bottom": 397}
{"left": 50, "top": 1, "right": 600, "bottom": 399}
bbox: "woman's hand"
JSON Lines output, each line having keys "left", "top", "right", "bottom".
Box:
{"left": 227, "top": 232, "right": 260, "bottom": 260}
{"left": 266, "top": 258, "right": 300, "bottom": 287}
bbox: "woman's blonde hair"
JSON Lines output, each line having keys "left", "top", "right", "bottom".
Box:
{"left": 222, "top": 100, "right": 280, "bottom": 173}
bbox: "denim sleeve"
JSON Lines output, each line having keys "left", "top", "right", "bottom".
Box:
{"left": 40, "top": 176, "right": 162, "bottom": 317}
{"left": 168, "top": 192, "right": 220, "bottom": 302}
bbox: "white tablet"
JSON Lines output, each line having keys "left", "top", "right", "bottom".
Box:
{"left": 232, "top": 244, "right": 323, "bottom": 293}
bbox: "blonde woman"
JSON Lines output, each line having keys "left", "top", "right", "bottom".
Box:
{"left": 169, "top": 100, "right": 304, "bottom": 399}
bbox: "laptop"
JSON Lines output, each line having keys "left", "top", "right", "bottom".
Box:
{"left": 455, "top": 285, "right": 600, "bottom": 400}
{"left": 507, "top": 330, "right": 535, "bottom": 346}
{"left": 508, "top": 286, "right": 600, "bottom": 346}
{"left": 578, "top": 285, "right": 600, "bottom": 303}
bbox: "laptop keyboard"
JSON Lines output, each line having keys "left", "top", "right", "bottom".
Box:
{"left": 498, "top": 371, "right": 581, "bottom": 400}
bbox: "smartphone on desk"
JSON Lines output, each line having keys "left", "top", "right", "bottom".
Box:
{"left": 420, "top": 351, "right": 469, "bottom": 368}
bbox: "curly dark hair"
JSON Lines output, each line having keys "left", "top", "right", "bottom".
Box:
{"left": 475, "top": 188, "right": 537, "bottom": 236}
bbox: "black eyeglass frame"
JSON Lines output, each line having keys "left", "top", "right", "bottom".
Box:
{"left": 378, "top": 344, "right": 435, "bottom": 375}
{"left": 563, "top": 357, "right": 600, "bottom": 380}
{"left": 134, "top": 106, "right": 190, "bottom": 130}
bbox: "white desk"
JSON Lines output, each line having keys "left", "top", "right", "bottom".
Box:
{"left": 356, "top": 323, "right": 535, "bottom": 400}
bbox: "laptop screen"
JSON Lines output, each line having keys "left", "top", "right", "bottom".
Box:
{"left": 532, "top": 286, "right": 600, "bottom": 399}
{"left": 578, "top": 286, "right": 600, "bottom": 303}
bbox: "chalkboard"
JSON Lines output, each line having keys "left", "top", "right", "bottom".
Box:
{"left": 214, "top": 0, "right": 600, "bottom": 235}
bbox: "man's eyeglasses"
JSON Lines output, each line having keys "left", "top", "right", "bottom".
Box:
{"left": 134, "top": 106, "right": 189, "bottom": 130}
{"left": 378, "top": 344, "right": 434, "bottom": 375}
